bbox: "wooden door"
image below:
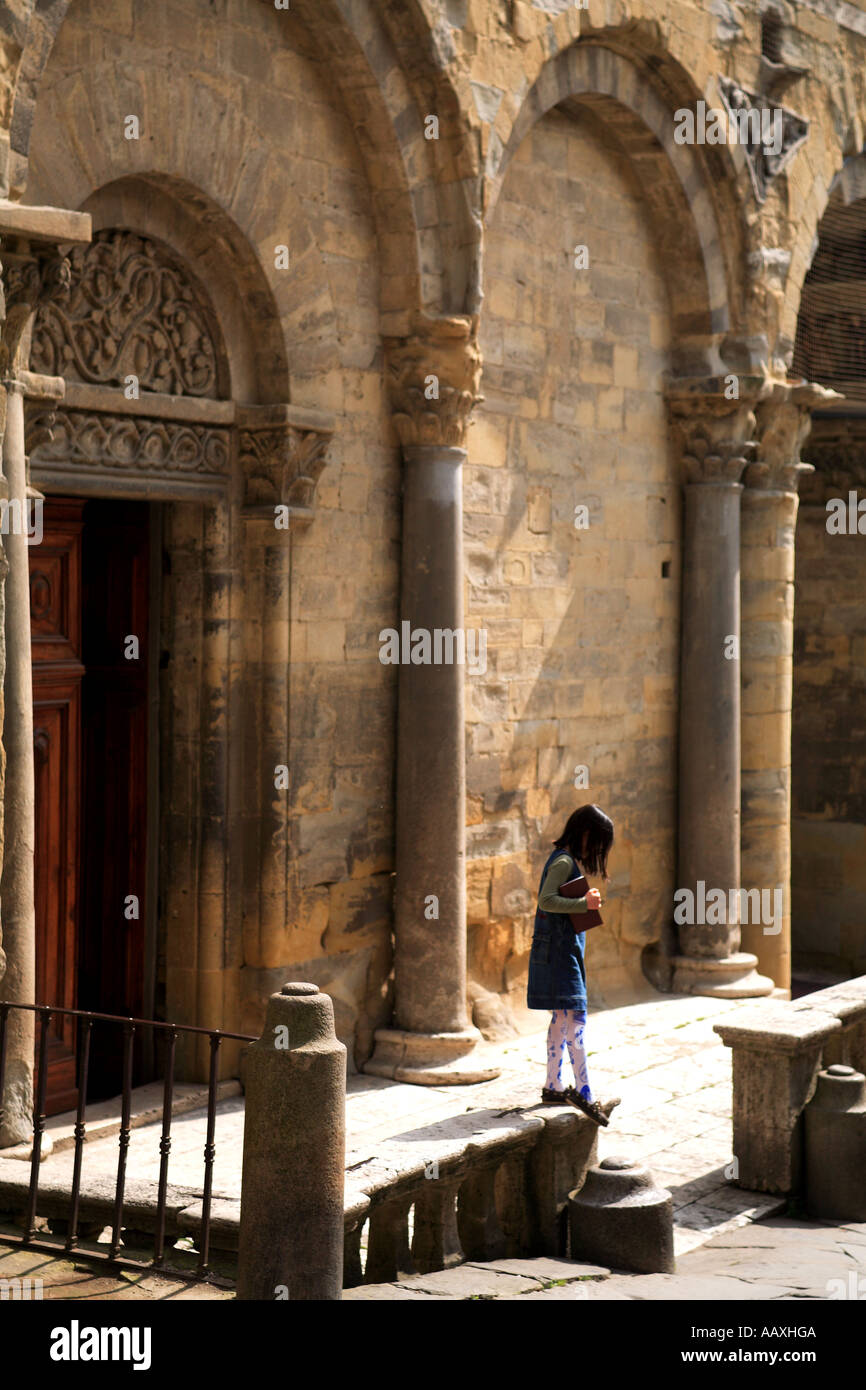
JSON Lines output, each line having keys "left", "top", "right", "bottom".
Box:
{"left": 31, "top": 499, "right": 85, "bottom": 1115}
{"left": 31, "top": 497, "right": 152, "bottom": 1111}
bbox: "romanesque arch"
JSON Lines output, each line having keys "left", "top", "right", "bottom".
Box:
{"left": 485, "top": 39, "right": 746, "bottom": 371}
{"left": 7, "top": 0, "right": 480, "bottom": 323}
{"left": 23, "top": 204, "right": 333, "bottom": 1073}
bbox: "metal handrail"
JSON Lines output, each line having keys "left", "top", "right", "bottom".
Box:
{"left": 0, "top": 1000, "right": 255, "bottom": 1283}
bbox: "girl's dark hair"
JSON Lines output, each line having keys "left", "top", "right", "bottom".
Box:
{"left": 554, "top": 804, "right": 614, "bottom": 879}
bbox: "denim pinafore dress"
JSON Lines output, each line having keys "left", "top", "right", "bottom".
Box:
{"left": 526, "top": 848, "right": 587, "bottom": 1012}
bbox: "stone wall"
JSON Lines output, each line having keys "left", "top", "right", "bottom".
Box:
{"left": 4, "top": 0, "right": 866, "bottom": 1068}
{"left": 24, "top": 0, "right": 399, "bottom": 1065}
{"left": 468, "top": 104, "right": 677, "bottom": 1014}
{"left": 792, "top": 429, "right": 866, "bottom": 980}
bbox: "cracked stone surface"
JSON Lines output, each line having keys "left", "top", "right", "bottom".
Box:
{"left": 347, "top": 1218, "right": 866, "bottom": 1301}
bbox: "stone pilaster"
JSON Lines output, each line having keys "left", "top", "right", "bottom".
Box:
{"left": 665, "top": 380, "right": 774, "bottom": 999}
{"left": 0, "top": 204, "right": 89, "bottom": 1146}
{"left": 365, "top": 315, "right": 499, "bottom": 1084}
{"left": 741, "top": 381, "right": 838, "bottom": 994}
{"left": 237, "top": 412, "right": 331, "bottom": 1005}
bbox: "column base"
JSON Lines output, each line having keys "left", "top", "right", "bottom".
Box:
{"left": 363, "top": 1026, "right": 501, "bottom": 1085}
{"left": 671, "top": 951, "right": 774, "bottom": 999}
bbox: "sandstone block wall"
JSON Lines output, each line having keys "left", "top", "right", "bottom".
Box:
{"left": 470, "top": 105, "right": 678, "bottom": 1013}
{"left": 793, "top": 452, "right": 866, "bottom": 980}
{"left": 3, "top": 0, "right": 866, "bottom": 1065}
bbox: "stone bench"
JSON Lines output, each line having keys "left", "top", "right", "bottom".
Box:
{"left": 713, "top": 975, "right": 866, "bottom": 1194}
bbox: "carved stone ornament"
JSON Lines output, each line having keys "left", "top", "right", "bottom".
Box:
{"left": 0, "top": 250, "right": 72, "bottom": 378}
{"left": 745, "top": 384, "right": 837, "bottom": 492}
{"left": 30, "top": 229, "right": 223, "bottom": 398}
{"left": 239, "top": 425, "right": 330, "bottom": 515}
{"left": 25, "top": 404, "right": 230, "bottom": 477}
{"left": 385, "top": 314, "right": 483, "bottom": 448}
{"left": 717, "top": 76, "right": 809, "bottom": 204}
{"left": 668, "top": 396, "right": 757, "bottom": 484}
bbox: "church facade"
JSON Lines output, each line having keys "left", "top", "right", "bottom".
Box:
{"left": 0, "top": 0, "right": 865, "bottom": 1135}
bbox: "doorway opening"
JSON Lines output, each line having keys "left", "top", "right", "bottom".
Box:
{"left": 32, "top": 495, "right": 161, "bottom": 1110}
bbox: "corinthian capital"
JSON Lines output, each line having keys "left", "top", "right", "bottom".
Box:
{"left": 0, "top": 249, "right": 72, "bottom": 378}
{"left": 385, "top": 314, "right": 483, "bottom": 449}
{"left": 667, "top": 387, "right": 758, "bottom": 484}
{"left": 746, "top": 380, "right": 840, "bottom": 492}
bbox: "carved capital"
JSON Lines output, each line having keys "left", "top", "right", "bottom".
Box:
{"left": 0, "top": 249, "right": 71, "bottom": 378}
{"left": 667, "top": 393, "right": 757, "bottom": 484}
{"left": 385, "top": 314, "right": 482, "bottom": 449}
{"left": 745, "top": 382, "right": 835, "bottom": 491}
{"left": 239, "top": 424, "right": 330, "bottom": 520}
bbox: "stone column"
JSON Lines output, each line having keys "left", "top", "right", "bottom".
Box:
{"left": 0, "top": 379, "right": 34, "bottom": 1144}
{"left": 365, "top": 316, "right": 499, "bottom": 1083}
{"left": 0, "top": 206, "right": 89, "bottom": 1146}
{"left": 740, "top": 383, "right": 832, "bottom": 993}
{"left": 666, "top": 383, "right": 773, "bottom": 998}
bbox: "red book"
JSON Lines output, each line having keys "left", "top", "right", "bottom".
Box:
{"left": 560, "top": 874, "right": 603, "bottom": 930}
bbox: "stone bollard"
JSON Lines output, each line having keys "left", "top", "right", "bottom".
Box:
{"left": 805, "top": 1064, "right": 866, "bottom": 1221}
{"left": 568, "top": 1156, "right": 674, "bottom": 1274}
{"left": 237, "top": 983, "right": 346, "bottom": 1300}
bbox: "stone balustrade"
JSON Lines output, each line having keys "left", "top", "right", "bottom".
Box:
{"left": 343, "top": 1100, "right": 612, "bottom": 1286}
{"left": 713, "top": 975, "right": 866, "bottom": 1194}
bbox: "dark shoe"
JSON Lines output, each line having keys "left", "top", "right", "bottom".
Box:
{"left": 568, "top": 1089, "right": 610, "bottom": 1126}
{"left": 541, "top": 1087, "right": 571, "bottom": 1104}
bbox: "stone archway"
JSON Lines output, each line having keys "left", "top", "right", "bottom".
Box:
{"left": 23, "top": 222, "right": 333, "bottom": 1079}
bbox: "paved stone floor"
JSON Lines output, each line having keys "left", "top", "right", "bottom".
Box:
{"left": 5, "top": 1216, "right": 863, "bottom": 1302}
{"left": 344, "top": 1217, "right": 866, "bottom": 1300}
{"left": 0, "top": 1240, "right": 232, "bottom": 1300}
{"left": 9, "top": 993, "right": 781, "bottom": 1259}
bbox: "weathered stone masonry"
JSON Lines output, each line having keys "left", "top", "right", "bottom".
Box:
{"left": 0, "top": 0, "right": 865, "bottom": 1086}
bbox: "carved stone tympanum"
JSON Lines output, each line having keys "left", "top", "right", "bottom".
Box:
{"left": 31, "top": 230, "right": 222, "bottom": 398}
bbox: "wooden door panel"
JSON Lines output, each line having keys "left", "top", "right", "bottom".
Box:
{"left": 30, "top": 500, "right": 85, "bottom": 1116}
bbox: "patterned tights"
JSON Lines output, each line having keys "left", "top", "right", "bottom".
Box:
{"left": 545, "top": 1009, "right": 592, "bottom": 1101}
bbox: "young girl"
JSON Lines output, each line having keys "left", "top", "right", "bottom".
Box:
{"left": 527, "top": 804, "right": 614, "bottom": 1126}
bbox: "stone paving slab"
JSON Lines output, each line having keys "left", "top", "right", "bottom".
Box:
{"left": 349, "top": 1217, "right": 863, "bottom": 1301}
{"left": 0, "top": 1242, "right": 231, "bottom": 1300}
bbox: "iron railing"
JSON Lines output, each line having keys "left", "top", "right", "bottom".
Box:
{"left": 0, "top": 1002, "right": 255, "bottom": 1282}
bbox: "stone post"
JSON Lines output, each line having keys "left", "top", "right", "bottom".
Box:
{"left": 666, "top": 382, "right": 773, "bottom": 998}
{"left": 365, "top": 316, "right": 499, "bottom": 1084}
{"left": 0, "top": 207, "right": 89, "bottom": 1147}
{"left": 237, "top": 982, "right": 346, "bottom": 1300}
{"left": 740, "top": 383, "right": 835, "bottom": 992}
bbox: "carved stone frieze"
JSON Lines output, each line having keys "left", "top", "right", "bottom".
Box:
{"left": 25, "top": 404, "right": 231, "bottom": 478}
{"left": 385, "top": 314, "right": 483, "bottom": 449}
{"left": 30, "top": 229, "right": 223, "bottom": 398}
